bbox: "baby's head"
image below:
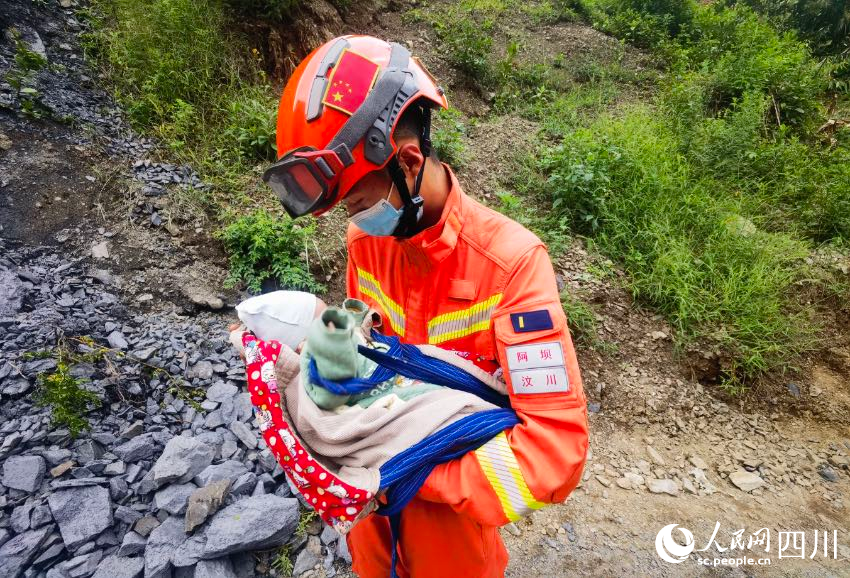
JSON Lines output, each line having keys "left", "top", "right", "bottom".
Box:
{"left": 235, "top": 291, "right": 327, "bottom": 351}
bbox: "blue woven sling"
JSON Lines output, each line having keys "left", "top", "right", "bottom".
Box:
{"left": 307, "top": 331, "right": 518, "bottom": 577}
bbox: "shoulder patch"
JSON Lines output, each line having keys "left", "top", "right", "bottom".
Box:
{"left": 510, "top": 310, "right": 553, "bottom": 333}
{"left": 504, "top": 340, "right": 569, "bottom": 394}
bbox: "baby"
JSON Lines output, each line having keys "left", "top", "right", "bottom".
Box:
{"left": 233, "top": 291, "right": 441, "bottom": 411}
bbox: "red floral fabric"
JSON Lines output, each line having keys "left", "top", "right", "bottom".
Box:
{"left": 241, "top": 332, "right": 374, "bottom": 534}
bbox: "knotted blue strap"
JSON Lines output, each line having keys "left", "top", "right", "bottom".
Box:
{"left": 378, "top": 408, "right": 519, "bottom": 514}
{"left": 358, "top": 342, "right": 510, "bottom": 408}
{"left": 307, "top": 332, "right": 510, "bottom": 408}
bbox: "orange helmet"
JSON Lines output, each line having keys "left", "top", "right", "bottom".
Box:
{"left": 263, "top": 35, "right": 448, "bottom": 227}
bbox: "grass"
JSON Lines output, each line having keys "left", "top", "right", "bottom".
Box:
{"left": 295, "top": 510, "right": 318, "bottom": 538}
{"left": 432, "top": 108, "right": 469, "bottom": 168}
{"left": 534, "top": 109, "right": 819, "bottom": 381}
{"left": 560, "top": 290, "right": 599, "bottom": 344}
{"left": 270, "top": 545, "right": 294, "bottom": 576}
{"left": 532, "top": 1, "right": 847, "bottom": 385}
{"left": 411, "top": 0, "right": 848, "bottom": 387}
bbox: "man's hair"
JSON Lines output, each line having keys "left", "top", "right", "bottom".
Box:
{"left": 393, "top": 102, "right": 439, "bottom": 161}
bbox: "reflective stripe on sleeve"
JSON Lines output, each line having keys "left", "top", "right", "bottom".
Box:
{"left": 474, "top": 431, "right": 545, "bottom": 522}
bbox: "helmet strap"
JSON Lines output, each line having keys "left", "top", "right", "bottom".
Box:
{"left": 389, "top": 105, "right": 433, "bottom": 239}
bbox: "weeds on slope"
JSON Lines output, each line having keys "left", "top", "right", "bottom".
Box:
{"left": 81, "top": 0, "right": 318, "bottom": 293}
{"left": 533, "top": 1, "right": 849, "bottom": 384}
{"left": 413, "top": 0, "right": 849, "bottom": 386}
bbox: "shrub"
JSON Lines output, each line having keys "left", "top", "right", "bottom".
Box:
{"left": 534, "top": 109, "right": 816, "bottom": 382}
{"left": 217, "top": 210, "right": 325, "bottom": 294}
{"left": 223, "top": 86, "right": 279, "bottom": 162}
{"left": 590, "top": 0, "right": 697, "bottom": 47}
{"left": 432, "top": 14, "right": 494, "bottom": 83}
{"left": 431, "top": 108, "right": 468, "bottom": 168}
{"left": 493, "top": 41, "right": 559, "bottom": 115}
{"left": 34, "top": 356, "right": 102, "bottom": 438}
{"left": 730, "top": 0, "right": 850, "bottom": 57}
{"left": 6, "top": 30, "right": 48, "bottom": 93}
{"left": 681, "top": 5, "right": 829, "bottom": 129}
{"left": 800, "top": 155, "right": 850, "bottom": 242}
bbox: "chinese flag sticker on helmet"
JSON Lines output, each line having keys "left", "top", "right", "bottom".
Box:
{"left": 321, "top": 49, "right": 381, "bottom": 116}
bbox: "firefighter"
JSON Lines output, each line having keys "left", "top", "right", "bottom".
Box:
{"left": 262, "top": 34, "right": 589, "bottom": 577}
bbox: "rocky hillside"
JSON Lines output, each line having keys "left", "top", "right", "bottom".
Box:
{"left": 0, "top": 1, "right": 347, "bottom": 577}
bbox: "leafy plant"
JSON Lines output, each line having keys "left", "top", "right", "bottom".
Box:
{"left": 223, "top": 86, "right": 278, "bottom": 162}
{"left": 217, "top": 210, "right": 325, "bottom": 294}
{"left": 432, "top": 13, "right": 494, "bottom": 83}
{"left": 589, "top": 0, "right": 696, "bottom": 48}
{"left": 6, "top": 30, "right": 48, "bottom": 92}
{"left": 270, "top": 545, "right": 294, "bottom": 576}
{"left": 431, "top": 108, "right": 468, "bottom": 168}
{"left": 295, "top": 510, "right": 318, "bottom": 538}
{"left": 33, "top": 343, "right": 102, "bottom": 438}
{"left": 5, "top": 29, "right": 50, "bottom": 116}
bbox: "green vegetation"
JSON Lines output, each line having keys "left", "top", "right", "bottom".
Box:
{"left": 411, "top": 0, "right": 848, "bottom": 386}
{"left": 82, "top": 0, "right": 328, "bottom": 292}
{"left": 729, "top": 0, "right": 849, "bottom": 87}
{"left": 33, "top": 340, "right": 103, "bottom": 438}
{"left": 83, "top": 0, "right": 277, "bottom": 164}
{"left": 433, "top": 13, "right": 494, "bottom": 83}
{"left": 537, "top": 110, "right": 819, "bottom": 378}
{"left": 295, "top": 510, "right": 318, "bottom": 538}
{"left": 432, "top": 108, "right": 469, "bottom": 167}
{"left": 559, "top": 290, "right": 599, "bottom": 345}
{"left": 4, "top": 29, "right": 51, "bottom": 118}
{"left": 6, "top": 30, "right": 48, "bottom": 91}
{"left": 217, "top": 210, "right": 326, "bottom": 294}
{"left": 270, "top": 545, "right": 294, "bottom": 576}
{"left": 538, "top": 0, "right": 847, "bottom": 383}
{"left": 35, "top": 364, "right": 101, "bottom": 438}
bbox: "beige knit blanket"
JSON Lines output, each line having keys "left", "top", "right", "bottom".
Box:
{"left": 273, "top": 342, "right": 505, "bottom": 494}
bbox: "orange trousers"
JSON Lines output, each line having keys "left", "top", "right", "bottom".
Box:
{"left": 347, "top": 495, "right": 509, "bottom": 578}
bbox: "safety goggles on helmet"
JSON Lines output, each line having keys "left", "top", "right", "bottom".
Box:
{"left": 262, "top": 145, "right": 353, "bottom": 218}
{"left": 263, "top": 40, "right": 429, "bottom": 229}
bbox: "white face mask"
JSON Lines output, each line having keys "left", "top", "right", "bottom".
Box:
{"left": 235, "top": 290, "right": 317, "bottom": 349}
{"left": 349, "top": 180, "right": 422, "bottom": 236}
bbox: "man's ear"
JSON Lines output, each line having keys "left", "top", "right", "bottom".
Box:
{"left": 396, "top": 142, "right": 425, "bottom": 180}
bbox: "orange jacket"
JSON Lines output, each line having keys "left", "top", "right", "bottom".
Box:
{"left": 345, "top": 163, "right": 589, "bottom": 576}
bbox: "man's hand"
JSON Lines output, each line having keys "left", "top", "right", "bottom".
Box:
{"left": 228, "top": 323, "right": 247, "bottom": 362}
